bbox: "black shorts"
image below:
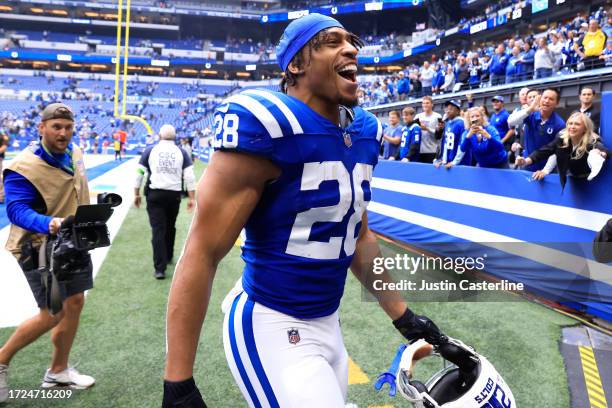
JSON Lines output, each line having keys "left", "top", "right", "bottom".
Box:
{"left": 22, "top": 257, "right": 94, "bottom": 309}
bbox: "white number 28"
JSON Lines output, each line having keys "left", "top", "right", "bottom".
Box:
{"left": 214, "top": 113, "right": 239, "bottom": 148}
{"left": 286, "top": 161, "right": 372, "bottom": 260}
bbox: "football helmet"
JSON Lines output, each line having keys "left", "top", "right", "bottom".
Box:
{"left": 395, "top": 338, "right": 516, "bottom": 408}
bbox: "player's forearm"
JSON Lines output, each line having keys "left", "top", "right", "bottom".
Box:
{"left": 350, "top": 228, "right": 406, "bottom": 320}
{"left": 165, "top": 254, "right": 216, "bottom": 381}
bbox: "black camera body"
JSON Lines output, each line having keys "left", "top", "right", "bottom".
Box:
{"left": 65, "top": 193, "right": 122, "bottom": 251}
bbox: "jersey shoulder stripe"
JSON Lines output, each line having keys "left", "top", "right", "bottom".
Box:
{"left": 224, "top": 94, "right": 283, "bottom": 139}
{"left": 242, "top": 89, "right": 304, "bottom": 135}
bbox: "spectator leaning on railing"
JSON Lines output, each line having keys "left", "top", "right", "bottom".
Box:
{"left": 382, "top": 110, "right": 403, "bottom": 160}
{"left": 508, "top": 87, "right": 530, "bottom": 164}
{"left": 575, "top": 19, "right": 608, "bottom": 70}
{"left": 508, "top": 88, "right": 566, "bottom": 171}
{"left": 399, "top": 107, "right": 421, "bottom": 162}
{"left": 434, "top": 100, "right": 471, "bottom": 168}
{"left": 415, "top": 96, "right": 442, "bottom": 163}
{"left": 446, "top": 107, "right": 507, "bottom": 169}
{"left": 517, "top": 112, "right": 609, "bottom": 188}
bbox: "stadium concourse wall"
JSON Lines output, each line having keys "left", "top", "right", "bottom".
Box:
{"left": 367, "top": 92, "right": 612, "bottom": 322}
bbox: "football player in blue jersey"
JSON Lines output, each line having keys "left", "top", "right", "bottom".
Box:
{"left": 399, "top": 107, "right": 421, "bottom": 162}
{"left": 162, "top": 13, "right": 446, "bottom": 408}
{"left": 434, "top": 100, "right": 471, "bottom": 168}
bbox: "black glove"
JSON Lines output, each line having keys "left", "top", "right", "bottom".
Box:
{"left": 393, "top": 308, "right": 447, "bottom": 345}
{"left": 162, "top": 377, "right": 207, "bottom": 408}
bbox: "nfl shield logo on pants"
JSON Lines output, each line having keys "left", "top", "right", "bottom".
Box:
{"left": 287, "top": 328, "right": 300, "bottom": 345}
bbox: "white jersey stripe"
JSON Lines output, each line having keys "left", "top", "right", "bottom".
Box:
{"left": 227, "top": 94, "right": 283, "bottom": 139}
{"left": 222, "top": 300, "right": 256, "bottom": 408}
{"left": 243, "top": 90, "right": 304, "bottom": 135}
{"left": 232, "top": 293, "right": 271, "bottom": 408}
{"left": 376, "top": 119, "right": 383, "bottom": 142}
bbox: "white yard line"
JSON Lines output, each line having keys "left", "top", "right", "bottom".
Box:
{"left": 0, "top": 155, "right": 137, "bottom": 328}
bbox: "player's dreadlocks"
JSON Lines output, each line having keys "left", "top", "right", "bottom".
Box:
{"left": 280, "top": 28, "right": 363, "bottom": 93}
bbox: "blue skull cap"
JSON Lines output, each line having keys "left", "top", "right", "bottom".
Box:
{"left": 276, "top": 13, "right": 344, "bottom": 72}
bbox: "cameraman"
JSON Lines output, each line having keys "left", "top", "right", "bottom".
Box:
{"left": 0, "top": 103, "right": 95, "bottom": 403}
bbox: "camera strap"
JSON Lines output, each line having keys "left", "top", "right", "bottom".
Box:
{"left": 38, "top": 237, "right": 63, "bottom": 316}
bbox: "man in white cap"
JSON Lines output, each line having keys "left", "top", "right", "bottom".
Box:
{"left": 134, "top": 124, "right": 196, "bottom": 280}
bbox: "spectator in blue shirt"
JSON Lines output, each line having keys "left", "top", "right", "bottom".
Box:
{"left": 508, "top": 88, "right": 566, "bottom": 171}
{"left": 517, "top": 41, "right": 535, "bottom": 81}
{"left": 447, "top": 107, "right": 508, "bottom": 169}
{"left": 518, "top": 41, "right": 535, "bottom": 81}
{"left": 396, "top": 71, "right": 409, "bottom": 101}
{"left": 562, "top": 30, "right": 579, "bottom": 71}
{"left": 490, "top": 44, "right": 509, "bottom": 86}
{"left": 399, "top": 107, "right": 421, "bottom": 162}
{"left": 432, "top": 64, "right": 445, "bottom": 95}
{"left": 506, "top": 46, "right": 521, "bottom": 83}
{"left": 601, "top": 38, "right": 612, "bottom": 66}
{"left": 382, "top": 110, "right": 403, "bottom": 160}
{"left": 489, "top": 96, "right": 514, "bottom": 152}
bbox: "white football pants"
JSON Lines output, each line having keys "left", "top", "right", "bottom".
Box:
{"left": 221, "top": 284, "right": 349, "bottom": 408}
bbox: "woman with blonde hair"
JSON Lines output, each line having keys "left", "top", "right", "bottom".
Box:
{"left": 446, "top": 107, "right": 507, "bottom": 169}
{"left": 518, "top": 112, "right": 609, "bottom": 187}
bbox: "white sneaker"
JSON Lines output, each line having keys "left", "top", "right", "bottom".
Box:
{"left": 0, "top": 364, "right": 8, "bottom": 403}
{"left": 41, "top": 367, "right": 95, "bottom": 389}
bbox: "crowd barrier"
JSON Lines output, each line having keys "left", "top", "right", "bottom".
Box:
{"left": 368, "top": 91, "right": 612, "bottom": 321}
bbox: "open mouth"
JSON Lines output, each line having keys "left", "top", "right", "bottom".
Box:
{"left": 337, "top": 63, "right": 357, "bottom": 83}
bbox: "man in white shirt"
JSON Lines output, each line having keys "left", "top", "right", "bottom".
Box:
{"left": 415, "top": 96, "right": 442, "bottom": 163}
{"left": 134, "top": 124, "right": 196, "bottom": 279}
{"left": 419, "top": 61, "right": 435, "bottom": 96}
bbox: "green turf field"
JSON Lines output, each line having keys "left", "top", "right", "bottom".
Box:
{"left": 0, "top": 161, "right": 576, "bottom": 407}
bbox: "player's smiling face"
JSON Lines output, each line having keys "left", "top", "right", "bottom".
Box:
{"left": 304, "top": 27, "right": 360, "bottom": 107}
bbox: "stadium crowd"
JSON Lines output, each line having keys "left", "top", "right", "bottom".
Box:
{"left": 380, "top": 85, "right": 609, "bottom": 186}
{"left": 360, "top": 7, "right": 612, "bottom": 106}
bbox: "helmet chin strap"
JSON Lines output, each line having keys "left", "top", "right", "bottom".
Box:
{"left": 338, "top": 105, "right": 354, "bottom": 128}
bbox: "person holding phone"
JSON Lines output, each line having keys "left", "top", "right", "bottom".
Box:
{"left": 446, "top": 107, "right": 507, "bottom": 169}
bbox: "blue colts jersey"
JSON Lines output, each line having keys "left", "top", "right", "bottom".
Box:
{"left": 440, "top": 117, "right": 471, "bottom": 165}
{"left": 399, "top": 123, "right": 421, "bottom": 161}
{"left": 213, "top": 89, "right": 382, "bottom": 318}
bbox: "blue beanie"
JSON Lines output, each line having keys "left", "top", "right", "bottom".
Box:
{"left": 276, "top": 13, "right": 344, "bottom": 72}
